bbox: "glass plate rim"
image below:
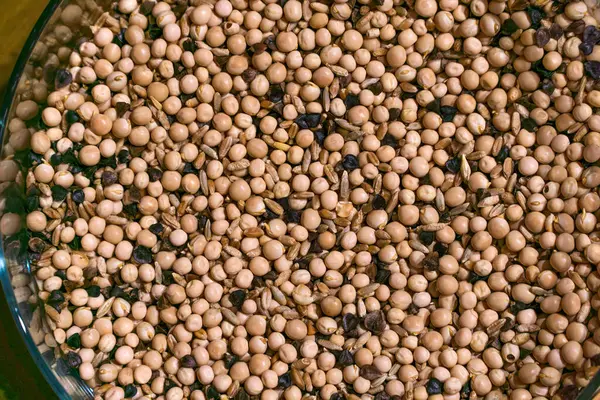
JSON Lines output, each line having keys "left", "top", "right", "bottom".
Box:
{"left": 0, "top": 1, "right": 72, "bottom": 398}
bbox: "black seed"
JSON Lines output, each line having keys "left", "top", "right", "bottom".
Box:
{"left": 276, "top": 197, "right": 290, "bottom": 211}
{"left": 521, "top": 118, "right": 537, "bottom": 131}
{"left": 388, "top": 108, "right": 401, "bottom": 121}
{"left": 214, "top": 56, "right": 228, "bottom": 69}
{"left": 229, "top": 290, "right": 246, "bottom": 308}
{"left": 55, "top": 69, "right": 73, "bottom": 89}
{"left": 549, "top": 23, "right": 563, "bottom": 39}
{"left": 54, "top": 271, "right": 66, "bottom": 282}
{"left": 501, "top": 18, "right": 518, "bottom": 35}
{"left": 86, "top": 285, "right": 101, "bottom": 297}
{"left": 182, "top": 162, "right": 198, "bottom": 174}
{"left": 112, "top": 29, "right": 125, "bottom": 46}
{"left": 110, "top": 286, "right": 128, "bottom": 299}
{"left": 584, "top": 26, "right": 600, "bottom": 44}
{"left": 181, "top": 355, "right": 197, "bottom": 368}
{"left": 197, "top": 215, "right": 208, "bottom": 230}
{"left": 532, "top": 60, "right": 554, "bottom": 79}
{"left": 535, "top": 28, "right": 550, "bottom": 47}
{"left": 510, "top": 301, "right": 531, "bottom": 315}
{"left": 269, "top": 85, "right": 284, "bottom": 103}
{"left": 367, "top": 82, "right": 383, "bottom": 96}
{"left": 342, "top": 313, "right": 359, "bottom": 332}
{"left": 541, "top": 80, "right": 555, "bottom": 94}
{"left": 314, "top": 128, "right": 326, "bottom": 145}
{"left": 264, "top": 35, "right": 277, "bottom": 51}
{"left": 123, "top": 203, "right": 138, "bottom": 218}
{"left": 440, "top": 106, "right": 457, "bottom": 122}
{"left": 495, "top": 146, "right": 510, "bottom": 163}
{"left": 296, "top": 113, "right": 321, "bottom": 129}
{"left": 426, "top": 378, "right": 443, "bottom": 395}
{"left": 66, "top": 333, "right": 81, "bottom": 348}
{"left": 426, "top": 98, "right": 442, "bottom": 114}
{"left": 26, "top": 195, "right": 39, "bottom": 212}
{"left": 580, "top": 42, "right": 594, "bottom": 56}
{"left": 500, "top": 317, "right": 515, "bottom": 332}
{"left": 224, "top": 353, "right": 238, "bottom": 368}
{"left": 66, "top": 110, "right": 80, "bottom": 124}
{"left": 162, "top": 271, "right": 174, "bottom": 286}
{"left": 251, "top": 276, "right": 265, "bottom": 288}
{"left": 419, "top": 231, "right": 435, "bottom": 245}
{"left": 64, "top": 351, "right": 82, "bottom": 369}
{"left": 116, "top": 102, "right": 130, "bottom": 118}
{"left": 147, "top": 22, "right": 161, "bottom": 40}
{"left": 372, "top": 195, "right": 386, "bottom": 210}
{"left": 469, "top": 272, "right": 487, "bottom": 284}
{"left": 461, "top": 381, "right": 472, "bottom": 397}
{"left": 336, "top": 349, "right": 354, "bottom": 366}
{"left": 264, "top": 270, "right": 277, "bottom": 281}
{"left": 129, "top": 289, "right": 140, "bottom": 302}
{"left": 286, "top": 209, "right": 301, "bottom": 223}
{"left": 139, "top": 1, "right": 154, "bottom": 15}
{"left": 585, "top": 61, "right": 600, "bottom": 80}
{"left": 433, "top": 242, "right": 448, "bottom": 256}
{"left": 117, "top": 149, "right": 131, "bottom": 164}
{"left": 101, "top": 171, "right": 118, "bottom": 186}
{"left": 520, "top": 348, "right": 532, "bottom": 359}
{"left": 375, "top": 393, "right": 391, "bottom": 400}
{"left": 526, "top": 6, "right": 544, "bottom": 30}
{"left": 278, "top": 372, "right": 292, "bottom": 388}
{"left": 407, "top": 303, "right": 419, "bottom": 315}
{"left": 48, "top": 290, "right": 64, "bottom": 304}
{"left": 263, "top": 208, "right": 279, "bottom": 220}
{"left": 148, "top": 168, "right": 162, "bottom": 182}
{"left": 363, "top": 311, "right": 385, "bottom": 334}
{"left": 342, "top": 154, "right": 359, "bottom": 170}
{"left": 182, "top": 39, "right": 197, "bottom": 52}
{"left": 375, "top": 269, "right": 391, "bottom": 284}
{"left": 330, "top": 394, "right": 344, "bottom": 400}
{"left": 233, "top": 389, "right": 250, "bottom": 400}
{"left": 164, "top": 379, "right": 178, "bottom": 393}
{"left": 50, "top": 153, "right": 62, "bottom": 166}
{"left": 133, "top": 246, "right": 153, "bottom": 264}
{"left": 51, "top": 185, "right": 68, "bottom": 202}
{"left": 344, "top": 94, "right": 359, "bottom": 108}
{"left": 124, "top": 384, "right": 137, "bottom": 398}
{"left": 128, "top": 187, "right": 141, "bottom": 203}
{"left": 382, "top": 133, "right": 399, "bottom": 148}
{"left": 423, "top": 252, "right": 440, "bottom": 271}
{"left": 445, "top": 157, "right": 461, "bottom": 173}
{"left": 149, "top": 223, "right": 164, "bottom": 235}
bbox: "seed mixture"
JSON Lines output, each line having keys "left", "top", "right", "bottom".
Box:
{"left": 2, "top": 0, "right": 600, "bottom": 399}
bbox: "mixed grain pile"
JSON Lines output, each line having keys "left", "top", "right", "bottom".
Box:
{"left": 2, "top": 0, "right": 600, "bottom": 399}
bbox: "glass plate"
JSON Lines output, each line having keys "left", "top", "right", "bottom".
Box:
{"left": 0, "top": 0, "right": 104, "bottom": 398}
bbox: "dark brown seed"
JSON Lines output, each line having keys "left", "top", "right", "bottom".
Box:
{"left": 242, "top": 69, "right": 258, "bottom": 83}
{"left": 549, "top": 23, "right": 563, "bottom": 39}
{"left": 363, "top": 311, "right": 385, "bottom": 334}
{"left": 566, "top": 20, "right": 585, "bottom": 34}
{"left": 360, "top": 365, "right": 384, "bottom": 380}
{"left": 535, "top": 28, "right": 550, "bottom": 47}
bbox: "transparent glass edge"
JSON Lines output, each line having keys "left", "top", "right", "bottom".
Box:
{"left": 0, "top": 0, "right": 79, "bottom": 398}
